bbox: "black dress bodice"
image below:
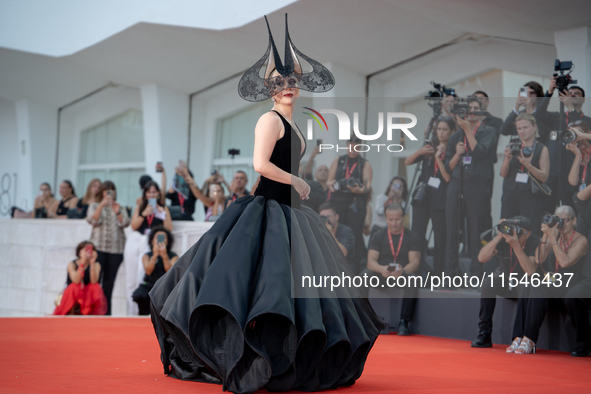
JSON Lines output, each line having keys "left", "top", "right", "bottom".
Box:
{"left": 254, "top": 110, "right": 305, "bottom": 208}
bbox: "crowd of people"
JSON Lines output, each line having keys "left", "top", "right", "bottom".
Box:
{"left": 25, "top": 164, "right": 257, "bottom": 317}
{"left": 12, "top": 75, "right": 591, "bottom": 358}
{"left": 298, "top": 77, "right": 591, "bottom": 357}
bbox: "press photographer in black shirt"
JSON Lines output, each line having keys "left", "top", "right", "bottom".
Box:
{"left": 328, "top": 137, "right": 373, "bottom": 266}
{"left": 471, "top": 216, "right": 539, "bottom": 349}
{"left": 366, "top": 203, "right": 421, "bottom": 335}
{"left": 444, "top": 97, "right": 497, "bottom": 276}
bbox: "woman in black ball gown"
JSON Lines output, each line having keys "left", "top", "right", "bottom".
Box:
{"left": 149, "top": 14, "right": 384, "bottom": 393}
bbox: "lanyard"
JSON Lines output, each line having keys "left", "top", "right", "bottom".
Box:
{"left": 146, "top": 214, "right": 154, "bottom": 228}
{"left": 566, "top": 111, "right": 584, "bottom": 125}
{"left": 509, "top": 241, "right": 526, "bottom": 274}
{"left": 387, "top": 228, "right": 404, "bottom": 263}
{"left": 555, "top": 230, "right": 576, "bottom": 272}
{"left": 345, "top": 158, "right": 358, "bottom": 179}
{"left": 434, "top": 148, "right": 446, "bottom": 176}
{"left": 463, "top": 122, "right": 481, "bottom": 154}
{"left": 178, "top": 192, "right": 185, "bottom": 213}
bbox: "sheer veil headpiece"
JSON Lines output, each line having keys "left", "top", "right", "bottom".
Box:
{"left": 238, "top": 14, "right": 335, "bottom": 102}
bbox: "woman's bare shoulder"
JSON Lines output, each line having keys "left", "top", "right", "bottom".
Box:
{"left": 256, "top": 111, "right": 284, "bottom": 138}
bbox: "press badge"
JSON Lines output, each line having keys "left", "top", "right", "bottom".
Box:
{"left": 581, "top": 183, "right": 587, "bottom": 192}
{"left": 463, "top": 156, "right": 472, "bottom": 165}
{"left": 428, "top": 176, "right": 441, "bottom": 189}
{"left": 515, "top": 173, "right": 529, "bottom": 183}
{"left": 549, "top": 131, "right": 558, "bottom": 141}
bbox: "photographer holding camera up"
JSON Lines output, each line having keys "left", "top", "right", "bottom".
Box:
{"left": 512, "top": 206, "right": 588, "bottom": 354}
{"left": 471, "top": 216, "right": 539, "bottom": 348}
{"left": 500, "top": 113, "right": 550, "bottom": 231}
{"left": 444, "top": 97, "right": 497, "bottom": 276}
{"left": 328, "top": 137, "right": 373, "bottom": 265}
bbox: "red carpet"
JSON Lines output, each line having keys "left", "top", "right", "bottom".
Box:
{"left": 1, "top": 317, "right": 589, "bottom": 393}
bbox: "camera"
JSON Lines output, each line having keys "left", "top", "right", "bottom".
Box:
{"left": 497, "top": 220, "right": 524, "bottom": 237}
{"left": 554, "top": 59, "right": 577, "bottom": 93}
{"left": 333, "top": 177, "right": 360, "bottom": 192}
{"left": 522, "top": 146, "right": 533, "bottom": 158}
{"left": 450, "top": 98, "right": 487, "bottom": 119}
{"left": 508, "top": 136, "right": 522, "bottom": 156}
{"left": 387, "top": 262, "right": 401, "bottom": 272}
{"left": 542, "top": 214, "right": 564, "bottom": 229}
{"left": 427, "top": 81, "right": 456, "bottom": 98}
{"left": 560, "top": 130, "right": 577, "bottom": 145}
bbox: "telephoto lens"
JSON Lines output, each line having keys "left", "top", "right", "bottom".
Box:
{"left": 560, "top": 130, "right": 576, "bottom": 145}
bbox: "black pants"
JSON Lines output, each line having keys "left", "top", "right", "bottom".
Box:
{"left": 501, "top": 186, "right": 548, "bottom": 233}
{"left": 564, "top": 278, "right": 591, "bottom": 349}
{"left": 411, "top": 204, "right": 446, "bottom": 275}
{"left": 522, "top": 283, "right": 572, "bottom": 343}
{"left": 132, "top": 284, "right": 152, "bottom": 315}
{"left": 364, "top": 269, "right": 418, "bottom": 322}
{"left": 96, "top": 251, "right": 123, "bottom": 315}
{"left": 331, "top": 197, "right": 367, "bottom": 267}
{"left": 445, "top": 180, "right": 492, "bottom": 275}
{"left": 478, "top": 274, "right": 527, "bottom": 339}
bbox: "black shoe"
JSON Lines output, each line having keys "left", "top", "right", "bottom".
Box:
{"left": 397, "top": 319, "right": 410, "bottom": 336}
{"left": 570, "top": 346, "right": 590, "bottom": 357}
{"left": 471, "top": 332, "right": 492, "bottom": 348}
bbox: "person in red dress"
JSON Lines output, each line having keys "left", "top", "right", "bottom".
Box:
{"left": 53, "top": 241, "right": 107, "bottom": 315}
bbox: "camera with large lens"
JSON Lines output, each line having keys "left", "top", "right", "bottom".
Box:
{"left": 560, "top": 130, "right": 577, "bottom": 145}
{"left": 554, "top": 59, "right": 577, "bottom": 93}
{"left": 542, "top": 214, "right": 564, "bottom": 228}
{"left": 333, "top": 177, "right": 360, "bottom": 193}
{"left": 497, "top": 219, "right": 524, "bottom": 237}
{"left": 508, "top": 136, "right": 522, "bottom": 156}
{"left": 427, "top": 81, "right": 456, "bottom": 98}
{"left": 451, "top": 101, "right": 470, "bottom": 118}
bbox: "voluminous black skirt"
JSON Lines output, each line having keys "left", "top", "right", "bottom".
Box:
{"left": 149, "top": 195, "right": 384, "bottom": 393}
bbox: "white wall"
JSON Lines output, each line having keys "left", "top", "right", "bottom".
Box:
{"left": 0, "top": 218, "right": 212, "bottom": 316}
{"left": 0, "top": 98, "right": 20, "bottom": 217}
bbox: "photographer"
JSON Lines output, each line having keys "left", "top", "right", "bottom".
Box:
{"left": 160, "top": 162, "right": 198, "bottom": 220}
{"left": 537, "top": 78, "right": 590, "bottom": 209}
{"left": 328, "top": 137, "right": 373, "bottom": 265}
{"left": 53, "top": 241, "right": 107, "bottom": 315}
{"left": 444, "top": 97, "right": 497, "bottom": 276}
{"left": 132, "top": 227, "right": 178, "bottom": 315}
{"left": 373, "top": 176, "right": 409, "bottom": 238}
{"left": 226, "top": 170, "right": 250, "bottom": 206}
{"left": 319, "top": 203, "right": 357, "bottom": 273}
{"left": 471, "top": 216, "right": 538, "bottom": 349}
{"left": 566, "top": 122, "right": 591, "bottom": 236}
{"left": 366, "top": 203, "right": 421, "bottom": 335}
{"left": 500, "top": 113, "right": 550, "bottom": 231}
{"left": 87, "top": 181, "right": 130, "bottom": 315}
{"left": 512, "top": 206, "right": 588, "bottom": 354}
{"left": 406, "top": 116, "right": 454, "bottom": 275}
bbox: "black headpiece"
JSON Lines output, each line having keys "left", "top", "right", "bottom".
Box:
{"left": 238, "top": 14, "right": 335, "bottom": 102}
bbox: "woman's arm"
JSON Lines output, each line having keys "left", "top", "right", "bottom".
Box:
{"left": 500, "top": 147, "right": 511, "bottom": 178}
{"left": 567, "top": 146, "right": 582, "bottom": 187}
{"left": 67, "top": 261, "right": 83, "bottom": 285}
{"left": 327, "top": 157, "right": 338, "bottom": 192}
{"left": 555, "top": 235, "right": 588, "bottom": 269}
{"left": 142, "top": 253, "right": 157, "bottom": 276}
{"left": 163, "top": 206, "right": 173, "bottom": 231}
{"left": 252, "top": 112, "right": 291, "bottom": 185}
{"left": 522, "top": 146, "right": 549, "bottom": 183}
{"left": 130, "top": 205, "right": 144, "bottom": 231}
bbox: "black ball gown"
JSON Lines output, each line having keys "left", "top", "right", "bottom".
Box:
{"left": 149, "top": 111, "right": 384, "bottom": 393}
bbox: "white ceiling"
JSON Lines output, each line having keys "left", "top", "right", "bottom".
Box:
{"left": 0, "top": 0, "right": 590, "bottom": 108}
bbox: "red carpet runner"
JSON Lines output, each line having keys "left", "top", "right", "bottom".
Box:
{"left": 1, "top": 317, "right": 589, "bottom": 393}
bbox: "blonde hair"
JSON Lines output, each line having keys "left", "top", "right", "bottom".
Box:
{"left": 515, "top": 113, "right": 536, "bottom": 126}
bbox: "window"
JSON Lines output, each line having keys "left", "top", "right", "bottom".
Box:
{"left": 77, "top": 110, "right": 145, "bottom": 208}
{"left": 212, "top": 103, "right": 269, "bottom": 193}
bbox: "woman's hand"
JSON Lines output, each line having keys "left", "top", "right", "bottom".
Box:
{"left": 541, "top": 223, "right": 558, "bottom": 243}
{"left": 292, "top": 176, "right": 310, "bottom": 200}
{"left": 503, "top": 146, "right": 512, "bottom": 160}
{"left": 515, "top": 96, "right": 527, "bottom": 111}
{"left": 435, "top": 144, "right": 446, "bottom": 157}
{"left": 517, "top": 152, "right": 533, "bottom": 168}
{"left": 566, "top": 142, "right": 581, "bottom": 158}
{"left": 101, "top": 195, "right": 113, "bottom": 207}
{"left": 142, "top": 204, "right": 155, "bottom": 217}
